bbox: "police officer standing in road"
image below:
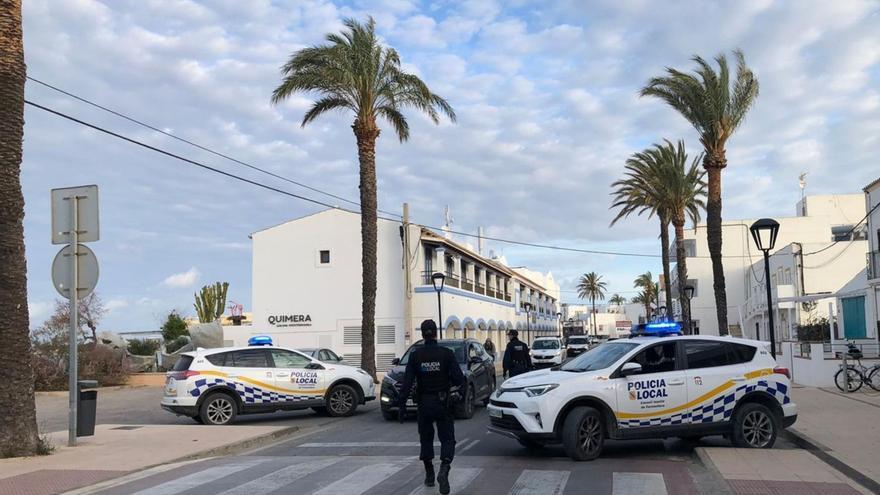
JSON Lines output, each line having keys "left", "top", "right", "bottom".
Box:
{"left": 502, "top": 329, "right": 532, "bottom": 378}
{"left": 397, "top": 320, "right": 466, "bottom": 495}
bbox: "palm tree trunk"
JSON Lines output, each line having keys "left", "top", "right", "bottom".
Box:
{"left": 674, "top": 220, "right": 692, "bottom": 334}
{"left": 705, "top": 163, "right": 728, "bottom": 334}
{"left": 591, "top": 295, "right": 597, "bottom": 337}
{"left": 659, "top": 216, "right": 673, "bottom": 320}
{"left": 354, "top": 119, "right": 380, "bottom": 382}
{"left": 0, "top": 0, "right": 39, "bottom": 457}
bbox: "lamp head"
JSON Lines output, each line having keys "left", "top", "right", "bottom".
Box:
{"left": 431, "top": 272, "right": 446, "bottom": 291}
{"left": 750, "top": 218, "right": 780, "bottom": 252}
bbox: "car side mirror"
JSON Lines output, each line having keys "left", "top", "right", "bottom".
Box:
{"left": 305, "top": 362, "right": 325, "bottom": 370}
{"left": 391, "top": 357, "right": 400, "bottom": 366}
{"left": 619, "top": 362, "right": 642, "bottom": 377}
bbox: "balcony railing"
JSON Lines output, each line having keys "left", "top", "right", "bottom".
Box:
{"left": 475, "top": 282, "right": 485, "bottom": 295}
{"left": 487, "top": 288, "right": 496, "bottom": 298}
{"left": 461, "top": 277, "right": 474, "bottom": 292}
{"left": 869, "top": 251, "right": 880, "bottom": 280}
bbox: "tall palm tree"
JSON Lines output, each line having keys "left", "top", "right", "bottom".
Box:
{"left": 652, "top": 140, "right": 706, "bottom": 333}
{"left": 577, "top": 272, "right": 607, "bottom": 337}
{"left": 611, "top": 147, "right": 675, "bottom": 314}
{"left": 271, "top": 18, "right": 455, "bottom": 380}
{"left": 0, "top": 0, "right": 39, "bottom": 457}
{"left": 634, "top": 272, "right": 656, "bottom": 321}
{"left": 608, "top": 293, "right": 626, "bottom": 312}
{"left": 641, "top": 50, "right": 759, "bottom": 335}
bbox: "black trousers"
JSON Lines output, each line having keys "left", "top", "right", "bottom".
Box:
{"left": 417, "top": 394, "right": 455, "bottom": 463}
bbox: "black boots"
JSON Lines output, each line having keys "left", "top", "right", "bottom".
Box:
{"left": 438, "top": 462, "right": 451, "bottom": 494}
{"left": 423, "top": 461, "right": 435, "bottom": 487}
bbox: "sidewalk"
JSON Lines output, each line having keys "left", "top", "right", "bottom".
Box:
{"left": 0, "top": 424, "right": 300, "bottom": 495}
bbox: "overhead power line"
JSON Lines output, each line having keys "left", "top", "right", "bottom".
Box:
{"left": 26, "top": 76, "right": 402, "bottom": 219}
{"left": 800, "top": 201, "right": 879, "bottom": 256}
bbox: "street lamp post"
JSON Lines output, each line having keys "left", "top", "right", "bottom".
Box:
{"left": 556, "top": 312, "right": 562, "bottom": 337}
{"left": 431, "top": 272, "right": 446, "bottom": 339}
{"left": 683, "top": 285, "right": 695, "bottom": 335}
{"left": 750, "top": 218, "right": 781, "bottom": 359}
{"left": 523, "top": 302, "right": 532, "bottom": 344}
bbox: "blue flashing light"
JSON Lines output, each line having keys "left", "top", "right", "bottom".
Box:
{"left": 631, "top": 321, "right": 682, "bottom": 337}
{"left": 248, "top": 335, "right": 274, "bottom": 346}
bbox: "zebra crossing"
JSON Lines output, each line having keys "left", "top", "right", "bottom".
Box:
{"left": 97, "top": 455, "right": 689, "bottom": 495}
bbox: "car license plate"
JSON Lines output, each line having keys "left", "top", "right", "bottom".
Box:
{"left": 406, "top": 399, "right": 415, "bottom": 406}
{"left": 489, "top": 408, "right": 503, "bottom": 418}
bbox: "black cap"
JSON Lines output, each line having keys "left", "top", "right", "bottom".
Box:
{"left": 421, "top": 319, "right": 438, "bottom": 340}
{"left": 507, "top": 329, "right": 518, "bottom": 337}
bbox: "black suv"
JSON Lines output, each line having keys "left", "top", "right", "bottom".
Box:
{"left": 380, "top": 338, "right": 496, "bottom": 421}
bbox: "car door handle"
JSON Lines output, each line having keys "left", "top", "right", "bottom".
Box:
{"left": 732, "top": 377, "right": 746, "bottom": 382}
{"left": 276, "top": 373, "right": 289, "bottom": 378}
{"left": 668, "top": 379, "right": 685, "bottom": 386}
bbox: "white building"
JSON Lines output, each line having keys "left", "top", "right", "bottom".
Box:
{"left": 866, "top": 178, "right": 880, "bottom": 341}
{"left": 675, "top": 194, "right": 867, "bottom": 337}
{"left": 239, "top": 208, "right": 561, "bottom": 370}
{"left": 560, "top": 303, "right": 634, "bottom": 338}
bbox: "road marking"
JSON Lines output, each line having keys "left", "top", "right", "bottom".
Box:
{"left": 459, "top": 439, "right": 480, "bottom": 453}
{"left": 612, "top": 472, "right": 668, "bottom": 495}
{"left": 408, "top": 467, "right": 481, "bottom": 495}
{"left": 129, "top": 458, "right": 265, "bottom": 495}
{"left": 509, "top": 469, "right": 570, "bottom": 495}
{"left": 215, "top": 457, "right": 341, "bottom": 495}
{"left": 312, "top": 461, "right": 408, "bottom": 495}
{"left": 299, "top": 439, "right": 469, "bottom": 448}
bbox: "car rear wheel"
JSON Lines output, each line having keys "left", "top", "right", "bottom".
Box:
{"left": 562, "top": 406, "right": 604, "bottom": 461}
{"left": 326, "top": 384, "right": 358, "bottom": 417}
{"left": 732, "top": 403, "right": 778, "bottom": 448}
{"left": 199, "top": 393, "right": 237, "bottom": 426}
{"left": 455, "top": 386, "right": 476, "bottom": 419}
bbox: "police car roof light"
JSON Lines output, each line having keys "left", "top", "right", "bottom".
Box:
{"left": 632, "top": 321, "right": 682, "bottom": 337}
{"left": 248, "top": 335, "right": 274, "bottom": 346}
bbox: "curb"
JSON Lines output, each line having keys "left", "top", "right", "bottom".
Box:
{"left": 36, "top": 385, "right": 153, "bottom": 397}
{"left": 60, "top": 425, "right": 302, "bottom": 495}
{"left": 692, "top": 447, "right": 735, "bottom": 495}
{"left": 782, "top": 429, "right": 880, "bottom": 494}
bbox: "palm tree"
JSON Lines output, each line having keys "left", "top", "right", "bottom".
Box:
{"left": 611, "top": 146, "right": 675, "bottom": 314}
{"left": 634, "top": 272, "right": 656, "bottom": 321}
{"left": 652, "top": 140, "right": 706, "bottom": 333}
{"left": 577, "top": 272, "right": 607, "bottom": 337}
{"left": 609, "top": 294, "right": 626, "bottom": 312}
{"left": 641, "top": 50, "right": 759, "bottom": 335}
{"left": 271, "top": 18, "right": 455, "bottom": 381}
{"left": 0, "top": 0, "right": 40, "bottom": 457}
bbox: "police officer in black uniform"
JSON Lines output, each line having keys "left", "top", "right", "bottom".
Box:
{"left": 502, "top": 329, "right": 532, "bottom": 378}
{"left": 397, "top": 319, "right": 466, "bottom": 495}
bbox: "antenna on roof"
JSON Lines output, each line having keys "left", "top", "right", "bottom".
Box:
{"left": 799, "top": 172, "right": 808, "bottom": 216}
{"left": 442, "top": 205, "right": 453, "bottom": 239}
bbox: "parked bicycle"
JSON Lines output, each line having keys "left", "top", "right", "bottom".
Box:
{"left": 834, "top": 342, "right": 880, "bottom": 392}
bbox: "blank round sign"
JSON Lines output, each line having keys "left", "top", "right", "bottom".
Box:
{"left": 52, "top": 244, "right": 99, "bottom": 299}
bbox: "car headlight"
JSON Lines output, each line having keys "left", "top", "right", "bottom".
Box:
{"left": 523, "top": 384, "right": 559, "bottom": 397}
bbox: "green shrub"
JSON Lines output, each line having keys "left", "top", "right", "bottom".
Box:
{"left": 161, "top": 311, "right": 189, "bottom": 341}
{"left": 797, "top": 317, "right": 830, "bottom": 341}
{"left": 165, "top": 335, "right": 190, "bottom": 354}
{"left": 31, "top": 344, "right": 129, "bottom": 391}
{"left": 128, "top": 339, "right": 161, "bottom": 356}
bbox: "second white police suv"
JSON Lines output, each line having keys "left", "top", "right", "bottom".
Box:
{"left": 488, "top": 323, "right": 797, "bottom": 461}
{"left": 161, "top": 336, "right": 375, "bottom": 425}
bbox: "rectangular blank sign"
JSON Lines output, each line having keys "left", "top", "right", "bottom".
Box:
{"left": 51, "top": 185, "right": 99, "bottom": 244}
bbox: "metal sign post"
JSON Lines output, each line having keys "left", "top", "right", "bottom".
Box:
{"left": 51, "top": 185, "right": 99, "bottom": 447}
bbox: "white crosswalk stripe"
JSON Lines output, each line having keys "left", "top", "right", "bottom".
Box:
{"left": 611, "top": 472, "right": 668, "bottom": 495}
{"left": 215, "top": 458, "right": 343, "bottom": 495}
{"left": 407, "top": 467, "right": 482, "bottom": 495}
{"left": 129, "top": 458, "right": 266, "bottom": 495}
{"left": 312, "top": 461, "right": 409, "bottom": 495}
{"left": 509, "top": 469, "right": 570, "bottom": 495}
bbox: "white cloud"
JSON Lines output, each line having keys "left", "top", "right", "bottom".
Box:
{"left": 162, "top": 267, "right": 200, "bottom": 288}
{"left": 28, "top": 301, "right": 53, "bottom": 324}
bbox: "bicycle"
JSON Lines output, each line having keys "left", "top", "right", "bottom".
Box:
{"left": 834, "top": 342, "right": 880, "bottom": 392}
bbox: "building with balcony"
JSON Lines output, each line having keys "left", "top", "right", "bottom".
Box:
{"left": 243, "top": 208, "right": 560, "bottom": 370}
{"left": 672, "top": 194, "right": 867, "bottom": 336}
{"left": 861, "top": 177, "right": 880, "bottom": 341}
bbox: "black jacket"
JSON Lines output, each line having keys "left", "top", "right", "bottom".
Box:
{"left": 503, "top": 338, "right": 532, "bottom": 374}
{"left": 397, "top": 340, "right": 466, "bottom": 404}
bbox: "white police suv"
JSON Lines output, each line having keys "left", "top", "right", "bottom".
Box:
{"left": 488, "top": 323, "right": 797, "bottom": 461}
{"left": 161, "top": 336, "right": 375, "bottom": 425}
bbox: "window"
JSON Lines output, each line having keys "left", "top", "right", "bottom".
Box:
{"left": 727, "top": 343, "right": 756, "bottom": 364}
{"left": 684, "top": 340, "right": 731, "bottom": 369}
{"left": 325, "top": 350, "right": 341, "bottom": 362}
{"left": 468, "top": 344, "right": 479, "bottom": 360}
{"left": 683, "top": 239, "right": 697, "bottom": 258}
{"left": 424, "top": 246, "right": 434, "bottom": 274}
{"left": 173, "top": 355, "right": 194, "bottom": 371}
{"left": 832, "top": 225, "right": 854, "bottom": 242}
{"left": 628, "top": 342, "right": 677, "bottom": 375}
{"left": 474, "top": 343, "right": 486, "bottom": 357}
{"left": 343, "top": 326, "right": 361, "bottom": 345}
{"left": 561, "top": 342, "right": 639, "bottom": 372}
{"left": 270, "top": 350, "right": 311, "bottom": 368}
{"left": 318, "top": 350, "right": 331, "bottom": 361}
{"left": 319, "top": 250, "right": 331, "bottom": 264}
{"left": 230, "top": 349, "right": 269, "bottom": 368}
{"left": 205, "top": 352, "right": 229, "bottom": 366}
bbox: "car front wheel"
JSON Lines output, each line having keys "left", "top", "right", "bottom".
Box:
{"left": 199, "top": 393, "right": 237, "bottom": 426}
{"left": 732, "top": 403, "right": 778, "bottom": 448}
{"left": 562, "top": 406, "right": 604, "bottom": 461}
{"left": 326, "top": 384, "right": 358, "bottom": 417}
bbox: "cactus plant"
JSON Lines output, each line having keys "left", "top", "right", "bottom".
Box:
{"left": 194, "top": 282, "right": 229, "bottom": 323}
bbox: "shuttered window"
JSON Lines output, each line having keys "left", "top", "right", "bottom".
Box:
{"left": 343, "top": 354, "right": 362, "bottom": 368}
{"left": 377, "top": 326, "right": 396, "bottom": 345}
{"left": 343, "top": 326, "right": 361, "bottom": 345}
{"left": 376, "top": 353, "right": 396, "bottom": 371}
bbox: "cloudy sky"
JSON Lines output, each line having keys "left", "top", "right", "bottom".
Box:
{"left": 21, "top": 0, "right": 880, "bottom": 331}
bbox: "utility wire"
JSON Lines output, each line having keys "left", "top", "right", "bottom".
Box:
{"left": 26, "top": 76, "right": 402, "bottom": 219}
{"left": 800, "top": 201, "right": 879, "bottom": 256}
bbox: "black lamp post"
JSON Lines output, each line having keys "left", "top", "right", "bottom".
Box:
{"left": 431, "top": 272, "right": 446, "bottom": 339}
{"left": 683, "top": 285, "right": 695, "bottom": 334}
{"left": 750, "top": 218, "right": 780, "bottom": 358}
{"left": 523, "top": 302, "right": 532, "bottom": 344}
{"left": 556, "top": 312, "right": 562, "bottom": 337}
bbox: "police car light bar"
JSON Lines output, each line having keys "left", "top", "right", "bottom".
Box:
{"left": 631, "top": 321, "right": 682, "bottom": 337}
{"left": 248, "top": 335, "right": 274, "bottom": 346}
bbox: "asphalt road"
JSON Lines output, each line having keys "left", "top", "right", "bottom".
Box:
{"left": 86, "top": 386, "right": 803, "bottom": 494}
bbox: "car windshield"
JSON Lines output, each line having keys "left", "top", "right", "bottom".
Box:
{"left": 568, "top": 337, "right": 588, "bottom": 345}
{"left": 560, "top": 342, "right": 639, "bottom": 372}
{"left": 400, "top": 341, "right": 466, "bottom": 365}
{"left": 532, "top": 340, "right": 560, "bottom": 350}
